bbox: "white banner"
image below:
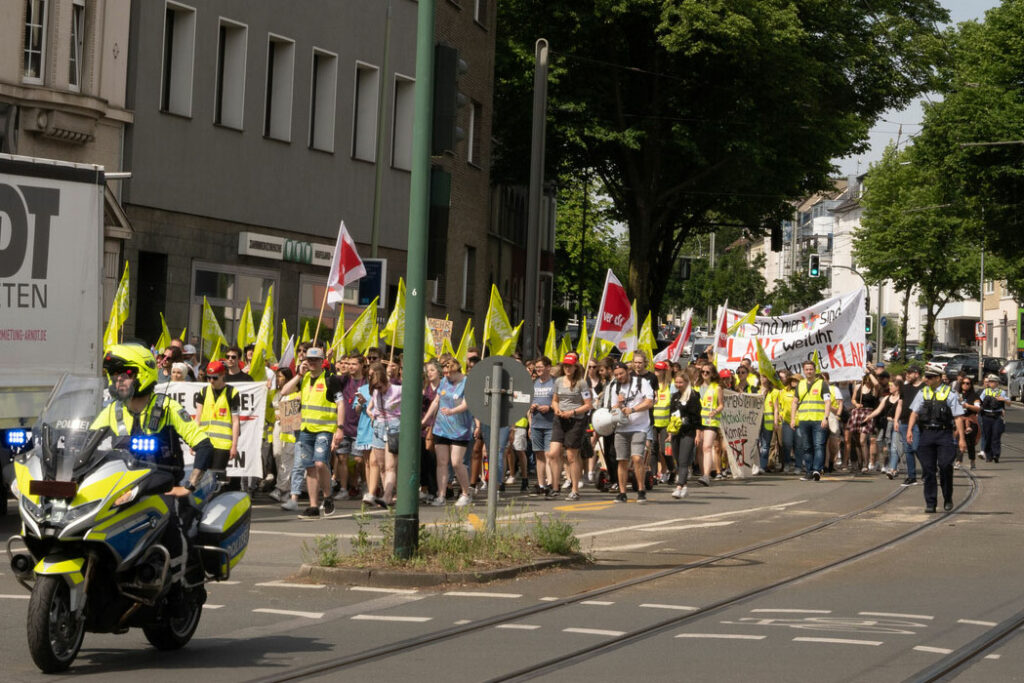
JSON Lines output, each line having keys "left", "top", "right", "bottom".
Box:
{"left": 716, "top": 289, "right": 867, "bottom": 382}
{"left": 156, "top": 381, "right": 267, "bottom": 478}
{"left": 718, "top": 389, "right": 762, "bottom": 479}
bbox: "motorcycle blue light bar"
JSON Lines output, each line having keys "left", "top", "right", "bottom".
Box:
{"left": 130, "top": 435, "right": 159, "bottom": 455}
{"left": 4, "top": 428, "right": 30, "bottom": 448}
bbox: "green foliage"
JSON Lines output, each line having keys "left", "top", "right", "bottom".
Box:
{"left": 302, "top": 534, "right": 342, "bottom": 568}
{"left": 533, "top": 514, "right": 580, "bottom": 555}
{"left": 494, "top": 0, "right": 949, "bottom": 316}
{"left": 765, "top": 251, "right": 826, "bottom": 315}
{"left": 664, "top": 245, "right": 766, "bottom": 320}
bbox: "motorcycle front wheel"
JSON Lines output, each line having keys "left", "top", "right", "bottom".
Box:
{"left": 143, "top": 591, "right": 202, "bottom": 650}
{"left": 27, "top": 575, "right": 86, "bottom": 673}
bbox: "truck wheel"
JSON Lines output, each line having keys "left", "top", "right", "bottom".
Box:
{"left": 143, "top": 592, "right": 202, "bottom": 650}
{"left": 27, "top": 575, "right": 85, "bottom": 673}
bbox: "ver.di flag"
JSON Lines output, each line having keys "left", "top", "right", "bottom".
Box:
{"left": 483, "top": 284, "right": 514, "bottom": 356}
{"left": 654, "top": 309, "right": 693, "bottom": 364}
{"left": 593, "top": 269, "right": 635, "bottom": 354}
{"left": 380, "top": 278, "right": 406, "bottom": 348}
{"left": 201, "top": 296, "right": 227, "bottom": 353}
{"left": 326, "top": 220, "right": 366, "bottom": 309}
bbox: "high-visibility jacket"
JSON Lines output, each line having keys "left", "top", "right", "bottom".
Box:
{"left": 779, "top": 387, "right": 796, "bottom": 424}
{"left": 89, "top": 393, "right": 210, "bottom": 471}
{"left": 199, "top": 385, "right": 236, "bottom": 449}
{"left": 700, "top": 383, "right": 721, "bottom": 428}
{"left": 300, "top": 372, "right": 337, "bottom": 433}
{"left": 653, "top": 385, "right": 672, "bottom": 428}
{"left": 796, "top": 378, "right": 827, "bottom": 422}
{"left": 763, "top": 389, "right": 778, "bottom": 431}
{"left": 745, "top": 375, "right": 759, "bottom": 393}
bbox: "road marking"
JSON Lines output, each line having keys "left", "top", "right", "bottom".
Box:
{"left": 253, "top": 608, "right": 324, "bottom": 619}
{"left": 214, "top": 580, "right": 241, "bottom": 585}
{"left": 581, "top": 600, "right": 614, "bottom": 606}
{"left": 641, "top": 603, "right": 698, "bottom": 611}
{"left": 985, "top": 654, "right": 1001, "bottom": 660}
{"left": 555, "top": 501, "right": 620, "bottom": 512}
{"left": 914, "top": 646, "right": 953, "bottom": 654}
{"left": 254, "top": 581, "right": 325, "bottom": 589}
{"left": 564, "top": 627, "right": 627, "bottom": 637}
{"left": 497, "top": 624, "right": 542, "bottom": 630}
{"left": 445, "top": 591, "right": 522, "bottom": 599}
{"left": 350, "top": 586, "right": 418, "bottom": 595}
{"left": 576, "top": 500, "right": 808, "bottom": 539}
{"left": 454, "top": 619, "right": 472, "bottom": 625}
{"left": 539, "top": 597, "right": 559, "bottom": 602}
{"left": 591, "top": 541, "right": 662, "bottom": 552}
{"left": 639, "top": 521, "right": 735, "bottom": 532}
{"left": 794, "top": 637, "right": 882, "bottom": 646}
{"left": 676, "top": 633, "right": 766, "bottom": 640}
{"left": 251, "top": 530, "right": 361, "bottom": 539}
{"left": 351, "top": 614, "right": 432, "bottom": 623}
{"left": 0, "top": 594, "right": 30, "bottom": 600}
{"left": 205, "top": 604, "right": 224, "bottom": 609}
{"left": 859, "top": 611, "right": 934, "bottom": 620}
{"left": 751, "top": 609, "right": 832, "bottom": 614}
{"left": 467, "top": 513, "right": 485, "bottom": 531}
{"left": 958, "top": 619, "right": 998, "bottom": 627}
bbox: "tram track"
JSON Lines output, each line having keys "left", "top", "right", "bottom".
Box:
{"left": 248, "top": 469, "right": 983, "bottom": 683}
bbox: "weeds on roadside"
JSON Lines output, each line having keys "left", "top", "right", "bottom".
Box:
{"left": 534, "top": 514, "right": 580, "bottom": 555}
{"left": 302, "top": 534, "right": 342, "bottom": 567}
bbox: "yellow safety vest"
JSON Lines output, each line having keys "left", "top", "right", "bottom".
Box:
{"left": 700, "top": 383, "right": 721, "bottom": 428}
{"left": 746, "top": 375, "right": 759, "bottom": 393}
{"left": 653, "top": 386, "right": 672, "bottom": 428}
{"left": 779, "top": 387, "right": 795, "bottom": 424}
{"left": 796, "top": 379, "right": 827, "bottom": 422}
{"left": 763, "top": 389, "right": 777, "bottom": 431}
{"left": 199, "top": 385, "right": 235, "bottom": 449}
{"left": 300, "top": 372, "right": 337, "bottom": 433}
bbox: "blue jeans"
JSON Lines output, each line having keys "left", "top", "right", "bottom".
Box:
{"left": 480, "top": 424, "right": 510, "bottom": 482}
{"left": 797, "top": 420, "right": 828, "bottom": 474}
{"left": 780, "top": 423, "right": 796, "bottom": 469}
{"left": 759, "top": 427, "right": 773, "bottom": 470}
{"left": 896, "top": 423, "right": 918, "bottom": 478}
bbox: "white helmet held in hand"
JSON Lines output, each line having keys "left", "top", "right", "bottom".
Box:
{"left": 592, "top": 408, "right": 622, "bottom": 437}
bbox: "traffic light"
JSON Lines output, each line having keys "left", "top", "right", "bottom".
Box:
{"left": 679, "top": 257, "right": 691, "bottom": 280}
{"left": 432, "top": 44, "right": 468, "bottom": 156}
{"left": 808, "top": 253, "right": 821, "bottom": 278}
{"left": 865, "top": 315, "right": 872, "bottom": 334}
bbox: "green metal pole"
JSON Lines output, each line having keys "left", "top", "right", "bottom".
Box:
{"left": 394, "top": 0, "right": 434, "bottom": 560}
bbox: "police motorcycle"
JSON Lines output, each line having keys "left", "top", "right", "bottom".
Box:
{"left": 7, "top": 375, "right": 251, "bottom": 672}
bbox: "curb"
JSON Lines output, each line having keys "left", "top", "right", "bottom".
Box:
{"left": 296, "top": 554, "right": 586, "bottom": 588}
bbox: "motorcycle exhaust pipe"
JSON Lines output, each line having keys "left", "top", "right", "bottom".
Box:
{"left": 10, "top": 553, "right": 34, "bottom": 580}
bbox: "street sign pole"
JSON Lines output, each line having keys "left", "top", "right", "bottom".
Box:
{"left": 486, "top": 362, "right": 503, "bottom": 532}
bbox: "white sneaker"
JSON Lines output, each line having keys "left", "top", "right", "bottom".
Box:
{"left": 280, "top": 499, "right": 299, "bottom": 511}
{"left": 587, "top": 471, "right": 595, "bottom": 483}
{"left": 333, "top": 489, "right": 350, "bottom": 501}
{"left": 672, "top": 486, "right": 688, "bottom": 499}
{"left": 362, "top": 493, "right": 376, "bottom": 505}
{"left": 431, "top": 495, "right": 446, "bottom": 507}
{"left": 750, "top": 464, "right": 762, "bottom": 476}
{"left": 477, "top": 481, "right": 487, "bottom": 493}
{"left": 561, "top": 479, "right": 571, "bottom": 490}
{"left": 455, "top": 493, "right": 472, "bottom": 507}
{"left": 505, "top": 474, "right": 516, "bottom": 485}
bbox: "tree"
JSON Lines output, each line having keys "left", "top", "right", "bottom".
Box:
{"left": 765, "top": 252, "right": 827, "bottom": 315}
{"left": 493, "top": 0, "right": 949, "bottom": 317}
{"left": 854, "top": 144, "right": 980, "bottom": 359}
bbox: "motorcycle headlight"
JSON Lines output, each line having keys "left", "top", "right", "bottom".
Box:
{"left": 20, "top": 492, "right": 43, "bottom": 520}
{"left": 64, "top": 499, "right": 102, "bottom": 524}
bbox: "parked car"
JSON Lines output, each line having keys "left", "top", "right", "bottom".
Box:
{"left": 944, "top": 354, "right": 979, "bottom": 381}
{"left": 926, "top": 353, "right": 957, "bottom": 375}
{"left": 1008, "top": 365, "right": 1024, "bottom": 401}
{"left": 689, "top": 336, "right": 714, "bottom": 363}
{"left": 1000, "top": 359, "right": 1024, "bottom": 386}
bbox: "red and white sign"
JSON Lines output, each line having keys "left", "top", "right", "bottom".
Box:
{"left": 326, "top": 220, "right": 366, "bottom": 309}
{"left": 975, "top": 321, "right": 987, "bottom": 341}
{"left": 594, "top": 269, "right": 636, "bottom": 353}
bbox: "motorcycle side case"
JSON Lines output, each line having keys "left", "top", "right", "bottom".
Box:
{"left": 196, "top": 492, "right": 251, "bottom": 577}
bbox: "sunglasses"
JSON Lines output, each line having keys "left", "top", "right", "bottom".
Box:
{"left": 701, "top": 371, "right": 712, "bottom": 375}
{"left": 226, "top": 354, "right": 239, "bottom": 359}
{"left": 208, "top": 375, "right": 223, "bottom": 381}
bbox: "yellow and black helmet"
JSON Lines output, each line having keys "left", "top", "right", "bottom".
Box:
{"left": 103, "top": 343, "right": 159, "bottom": 396}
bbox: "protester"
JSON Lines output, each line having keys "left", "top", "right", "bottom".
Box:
{"left": 847, "top": 372, "right": 880, "bottom": 473}
{"left": 778, "top": 374, "right": 799, "bottom": 473}
{"left": 611, "top": 361, "right": 654, "bottom": 503}
{"left": 549, "top": 352, "right": 593, "bottom": 501}
{"left": 366, "top": 361, "right": 401, "bottom": 507}
{"left": 955, "top": 375, "right": 980, "bottom": 469}
{"left": 270, "top": 368, "right": 303, "bottom": 509}
{"left": 223, "top": 345, "right": 254, "bottom": 382}
{"left": 791, "top": 360, "right": 831, "bottom": 481}
{"left": 423, "top": 355, "right": 475, "bottom": 507}
{"left": 530, "top": 356, "right": 556, "bottom": 498}
{"left": 651, "top": 360, "right": 674, "bottom": 482}
{"left": 669, "top": 367, "right": 702, "bottom": 498}
{"left": 420, "top": 360, "right": 442, "bottom": 500}
{"left": 698, "top": 363, "right": 723, "bottom": 486}
{"left": 193, "top": 360, "right": 239, "bottom": 480}
{"left": 169, "top": 362, "right": 189, "bottom": 382}
{"left": 758, "top": 373, "right": 779, "bottom": 474}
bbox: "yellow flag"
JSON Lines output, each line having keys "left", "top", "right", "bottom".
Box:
{"left": 331, "top": 304, "right": 346, "bottom": 356}
{"left": 114, "top": 261, "right": 130, "bottom": 330}
{"left": 237, "top": 299, "right": 256, "bottom": 349}
{"left": 558, "top": 335, "right": 571, "bottom": 361}
{"left": 440, "top": 330, "right": 457, "bottom": 359}
{"left": 380, "top": 278, "right": 406, "bottom": 348}
{"left": 576, "top": 318, "right": 589, "bottom": 365}
{"left": 156, "top": 312, "right": 172, "bottom": 352}
{"left": 495, "top": 322, "right": 523, "bottom": 356}
{"left": 281, "top": 319, "right": 289, "bottom": 358}
{"left": 179, "top": 327, "right": 187, "bottom": 341}
{"left": 210, "top": 338, "right": 223, "bottom": 362}
{"left": 102, "top": 310, "right": 119, "bottom": 351}
{"left": 424, "top": 319, "right": 436, "bottom": 361}
{"left": 301, "top": 320, "right": 312, "bottom": 344}
{"left": 483, "top": 284, "right": 514, "bottom": 355}
{"left": 728, "top": 305, "right": 759, "bottom": 335}
{"left": 201, "top": 296, "right": 227, "bottom": 352}
{"left": 594, "top": 338, "right": 615, "bottom": 361}
{"left": 543, "top": 321, "right": 558, "bottom": 360}
{"left": 638, "top": 311, "right": 656, "bottom": 369}
{"left": 250, "top": 286, "right": 276, "bottom": 379}
{"left": 755, "top": 338, "right": 782, "bottom": 389}
{"left": 455, "top": 319, "right": 474, "bottom": 367}
{"left": 344, "top": 298, "right": 380, "bottom": 355}
{"left": 812, "top": 349, "right": 822, "bottom": 374}
{"left": 622, "top": 301, "right": 640, "bottom": 361}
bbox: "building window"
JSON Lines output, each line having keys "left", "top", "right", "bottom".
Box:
{"left": 462, "top": 246, "right": 476, "bottom": 311}
{"left": 23, "top": 0, "right": 47, "bottom": 84}
{"left": 68, "top": 0, "right": 84, "bottom": 90}
{"left": 160, "top": 2, "right": 196, "bottom": 116}
{"left": 474, "top": 0, "right": 488, "bottom": 26}
{"left": 264, "top": 35, "right": 295, "bottom": 141}
{"left": 214, "top": 20, "right": 247, "bottom": 129}
{"left": 191, "top": 263, "right": 276, "bottom": 350}
{"left": 309, "top": 48, "right": 338, "bottom": 152}
{"left": 392, "top": 75, "right": 414, "bottom": 170}
{"left": 352, "top": 62, "right": 379, "bottom": 162}
{"left": 1001, "top": 280, "right": 1013, "bottom": 299}
{"left": 985, "top": 279, "right": 995, "bottom": 295}
{"left": 467, "top": 100, "right": 483, "bottom": 165}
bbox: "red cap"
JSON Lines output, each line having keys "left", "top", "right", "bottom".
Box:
{"left": 562, "top": 352, "right": 578, "bottom": 365}
{"left": 718, "top": 369, "right": 732, "bottom": 380}
{"left": 654, "top": 361, "right": 669, "bottom": 370}
{"left": 206, "top": 360, "right": 226, "bottom": 376}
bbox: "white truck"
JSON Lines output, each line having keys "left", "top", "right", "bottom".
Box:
{"left": 0, "top": 154, "right": 105, "bottom": 511}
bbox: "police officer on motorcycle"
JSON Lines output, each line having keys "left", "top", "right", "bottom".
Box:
{"left": 906, "top": 368, "right": 966, "bottom": 513}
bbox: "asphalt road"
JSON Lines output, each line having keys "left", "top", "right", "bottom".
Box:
{"left": 3, "top": 411, "right": 1023, "bottom": 682}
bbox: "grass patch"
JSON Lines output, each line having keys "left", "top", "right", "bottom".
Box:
{"left": 306, "top": 503, "right": 583, "bottom": 573}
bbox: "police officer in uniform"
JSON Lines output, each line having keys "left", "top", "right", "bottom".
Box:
{"left": 907, "top": 368, "right": 966, "bottom": 513}
{"left": 979, "top": 373, "right": 1010, "bottom": 463}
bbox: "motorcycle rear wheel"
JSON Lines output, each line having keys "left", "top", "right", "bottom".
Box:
{"left": 27, "top": 575, "right": 85, "bottom": 673}
{"left": 143, "top": 591, "right": 202, "bottom": 650}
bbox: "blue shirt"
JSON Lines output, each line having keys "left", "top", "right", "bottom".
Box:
{"left": 354, "top": 384, "right": 374, "bottom": 449}
{"left": 432, "top": 377, "right": 474, "bottom": 441}
{"left": 532, "top": 377, "right": 555, "bottom": 429}
{"left": 909, "top": 384, "right": 965, "bottom": 417}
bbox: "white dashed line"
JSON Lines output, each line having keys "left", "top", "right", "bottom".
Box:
{"left": 958, "top": 619, "right": 998, "bottom": 627}
{"left": 564, "top": 628, "right": 627, "bottom": 637}
{"left": 496, "top": 624, "right": 542, "bottom": 630}
{"left": 859, "top": 611, "right": 934, "bottom": 620}
{"left": 985, "top": 654, "right": 1001, "bottom": 660}
{"left": 351, "top": 614, "right": 432, "bottom": 623}
{"left": 576, "top": 500, "right": 808, "bottom": 539}
{"left": 445, "top": 591, "right": 523, "bottom": 599}
{"left": 914, "top": 646, "right": 953, "bottom": 655}
{"left": 0, "top": 594, "right": 30, "bottom": 600}
{"left": 205, "top": 604, "right": 224, "bottom": 609}
{"left": 213, "top": 580, "right": 241, "bottom": 585}
{"left": 641, "top": 603, "right": 698, "bottom": 611}
{"left": 254, "top": 581, "right": 325, "bottom": 589}
{"left": 454, "top": 619, "right": 472, "bottom": 625}
{"left": 253, "top": 608, "right": 324, "bottom": 619}
{"left": 639, "top": 521, "right": 735, "bottom": 532}
{"left": 676, "top": 633, "right": 766, "bottom": 640}
{"left": 794, "top": 637, "right": 882, "bottom": 646}
{"left": 539, "top": 597, "right": 559, "bottom": 602}
{"left": 591, "top": 541, "right": 663, "bottom": 552}
{"left": 581, "top": 600, "right": 615, "bottom": 606}
{"left": 251, "top": 530, "right": 360, "bottom": 539}
{"left": 350, "top": 586, "right": 418, "bottom": 595}
{"left": 751, "top": 609, "right": 831, "bottom": 614}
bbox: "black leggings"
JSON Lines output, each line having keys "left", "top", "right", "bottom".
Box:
{"left": 671, "top": 432, "right": 696, "bottom": 485}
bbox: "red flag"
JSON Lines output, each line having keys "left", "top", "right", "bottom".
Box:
{"left": 593, "top": 269, "right": 635, "bottom": 352}
{"left": 326, "top": 221, "right": 366, "bottom": 309}
{"left": 713, "top": 301, "right": 730, "bottom": 360}
{"left": 654, "top": 309, "right": 693, "bottom": 364}
{"left": 279, "top": 335, "right": 296, "bottom": 373}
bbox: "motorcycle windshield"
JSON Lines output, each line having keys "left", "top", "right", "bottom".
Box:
{"left": 32, "top": 375, "right": 110, "bottom": 482}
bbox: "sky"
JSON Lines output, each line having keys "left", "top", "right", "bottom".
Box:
{"left": 834, "top": 0, "right": 1002, "bottom": 177}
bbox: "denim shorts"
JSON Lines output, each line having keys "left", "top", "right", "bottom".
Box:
{"left": 296, "top": 431, "right": 332, "bottom": 469}
{"left": 334, "top": 434, "right": 355, "bottom": 455}
{"left": 371, "top": 419, "right": 398, "bottom": 450}
{"left": 531, "top": 426, "right": 552, "bottom": 453}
